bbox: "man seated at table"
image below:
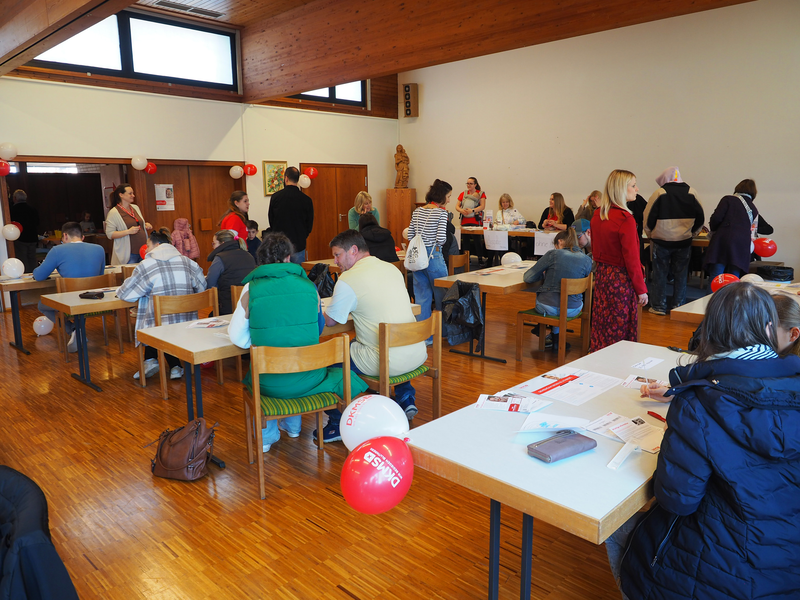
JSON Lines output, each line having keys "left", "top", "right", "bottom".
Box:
{"left": 228, "top": 232, "right": 368, "bottom": 452}
{"left": 318, "top": 230, "right": 428, "bottom": 443}
{"left": 33, "top": 221, "right": 106, "bottom": 353}
{"left": 571, "top": 219, "right": 592, "bottom": 257}
{"left": 117, "top": 228, "right": 206, "bottom": 380}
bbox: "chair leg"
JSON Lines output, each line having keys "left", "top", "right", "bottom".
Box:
{"left": 255, "top": 415, "right": 266, "bottom": 500}
{"left": 59, "top": 312, "right": 70, "bottom": 363}
{"left": 243, "top": 396, "right": 254, "bottom": 464}
{"left": 316, "top": 412, "right": 325, "bottom": 451}
{"left": 158, "top": 350, "right": 169, "bottom": 400}
{"left": 581, "top": 317, "right": 591, "bottom": 356}
{"left": 236, "top": 356, "right": 243, "bottom": 382}
{"left": 538, "top": 323, "right": 547, "bottom": 352}
{"left": 515, "top": 313, "right": 524, "bottom": 361}
{"left": 127, "top": 310, "right": 135, "bottom": 343}
{"left": 102, "top": 314, "right": 109, "bottom": 346}
{"left": 138, "top": 344, "right": 147, "bottom": 388}
{"left": 216, "top": 360, "right": 224, "bottom": 385}
{"left": 557, "top": 318, "right": 567, "bottom": 366}
{"left": 432, "top": 373, "right": 442, "bottom": 420}
{"left": 115, "top": 309, "right": 124, "bottom": 354}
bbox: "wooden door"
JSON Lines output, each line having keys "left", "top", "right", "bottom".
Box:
{"left": 300, "top": 163, "right": 367, "bottom": 261}
{"left": 187, "top": 165, "right": 242, "bottom": 272}
{"left": 130, "top": 165, "right": 192, "bottom": 234}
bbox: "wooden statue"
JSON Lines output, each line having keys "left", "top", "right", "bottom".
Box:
{"left": 394, "top": 144, "right": 409, "bottom": 189}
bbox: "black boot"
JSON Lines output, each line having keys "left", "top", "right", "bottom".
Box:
{"left": 551, "top": 332, "right": 571, "bottom": 353}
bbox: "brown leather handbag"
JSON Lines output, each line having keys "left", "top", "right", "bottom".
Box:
{"left": 149, "top": 418, "right": 217, "bottom": 481}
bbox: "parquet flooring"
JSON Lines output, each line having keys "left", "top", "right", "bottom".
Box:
{"left": 0, "top": 291, "right": 696, "bottom": 599}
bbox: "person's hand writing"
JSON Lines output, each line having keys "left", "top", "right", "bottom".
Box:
{"left": 640, "top": 383, "right": 670, "bottom": 402}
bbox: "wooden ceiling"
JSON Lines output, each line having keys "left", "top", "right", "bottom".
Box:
{"left": 1, "top": 0, "right": 754, "bottom": 104}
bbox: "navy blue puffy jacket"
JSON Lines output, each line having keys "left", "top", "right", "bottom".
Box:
{"left": 621, "top": 355, "right": 800, "bottom": 599}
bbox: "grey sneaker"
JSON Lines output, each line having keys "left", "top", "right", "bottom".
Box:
{"left": 648, "top": 307, "right": 667, "bottom": 316}
{"left": 169, "top": 365, "right": 184, "bottom": 380}
{"left": 133, "top": 358, "right": 159, "bottom": 380}
{"left": 67, "top": 331, "right": 77, "bottom": 353}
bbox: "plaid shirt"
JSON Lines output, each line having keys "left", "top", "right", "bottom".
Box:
{"left": 117, "top": 244, "right": 207, "bottom": 345}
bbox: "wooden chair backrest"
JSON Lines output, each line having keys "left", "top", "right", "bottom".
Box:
{"left": 448, "top": 251, "right": 470, "bottom": 276}
{"left": 391, "top": 260, "right": 407, "bottom": 277}
{"left": 250, "top": 333, "right": 348, "bottom": 376}
{"left": 557, "top": 273, "right": 593, "bottom": 316}
{"left": 153, "top": 288, "right": 219, "bottom": 326}
{"left": 380, "top": 311, "right": 441, "bottom": 349}
{"left": 57, "top": 273, "right": 116, "bottom": 293}
{"left": 231, "top": 285, "right": 244, "bottom": 311}
{"left": 121, "top": 265, "right": 136, "bottom": 280}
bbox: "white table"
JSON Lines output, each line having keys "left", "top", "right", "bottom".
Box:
{"left": 407, "top": 341, "right": 680, "bottom": 600}
{"left": 671, "top": 280, "right": 800, "bottom": 325}
{"left": 434, "top": 261, "right": 535, "bottom": 363}
{"left": 39, "top": 286, "right": 134, "bottom": 392}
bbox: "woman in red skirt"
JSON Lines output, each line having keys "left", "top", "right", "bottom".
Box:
{"left": 590, "top": 170, "right": 648, "bottom": 351}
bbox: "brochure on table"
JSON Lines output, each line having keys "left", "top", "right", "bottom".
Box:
{"left": 504, "top": 366, "right": 623, "bottom": 406}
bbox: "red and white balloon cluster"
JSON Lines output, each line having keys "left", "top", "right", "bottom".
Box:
{"left": 298, "top": 166, "right": 318, "bottom": 189}
{"left": 131, "top": 156, "right": 157, "bottom": 174}
{"left": 229, "top": 164, "right": 257, "bottom": 179}
{"left": 0, "top": 142, "right": 18, "bottom": 176}
{"left": 339, "top": 394, "right": 414, "bottom": 514}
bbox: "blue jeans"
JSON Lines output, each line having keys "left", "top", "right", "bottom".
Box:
{"left": 707, "top": 263, "right": 743, "bottom": 279}
{"left": 535, "top": 300, "right": 582, "bottom": 333}
{"left": 411, "top": 248, "right": 447, "bottom": 342}
{"left": 325, "top": 355, "right": 415, "bottom": 426}
{"left": 290, "top": 249, "right": 306, "bottom": 265}
{"left": 128, "top": 254, "right": 141, "bottom": 264}
{"left": 650, "top": 244, "right": 691, "bottom": 313}
{"left": 262, "top": 415, "right": 302, "bottom": 447}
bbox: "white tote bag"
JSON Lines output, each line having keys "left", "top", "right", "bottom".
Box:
{"left": 404, "top": 233, "right": 430, "bottom": 271}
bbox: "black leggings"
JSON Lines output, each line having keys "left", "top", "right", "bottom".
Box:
{"left": 144, "top": 345, "right": 181, "bottom": 369}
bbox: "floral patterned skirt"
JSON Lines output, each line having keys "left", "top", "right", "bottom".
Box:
{"left": 590, "top": 262, "right": 639, "bottom": 352}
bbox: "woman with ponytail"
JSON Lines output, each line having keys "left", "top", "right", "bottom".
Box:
{"left": 218, "top": 191, "right": 249, "bottom": 240}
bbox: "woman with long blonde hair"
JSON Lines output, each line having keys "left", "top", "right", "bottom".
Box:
{"left": 589, "top": 170, "right": 648, "bottom": 351}
{"left": 538, "top": 192, "right": 574, "bottom": 230}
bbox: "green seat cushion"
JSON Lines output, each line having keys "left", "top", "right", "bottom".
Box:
{"left": 519, "top": 308, "right": 582, "bottom": 322}
{"left": 65, "top": 311, "right": 113, "bottom": 319}
{"left": 246, "top": 385, "right": 340, "bottom": 417}
{"left": 388, "top": 365, "right": 429, "bottom": 385}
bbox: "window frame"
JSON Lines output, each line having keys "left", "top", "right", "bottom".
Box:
{"left": 28, "top": 10, "right": 239, "bottom": 93}
{"left": 291, "top": 81, "right": 368, "bottom": 107}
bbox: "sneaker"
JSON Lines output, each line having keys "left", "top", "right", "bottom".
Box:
{"left": 398, "top": 399, "right": 418, "bottom": 420}
{"left": 543, "top": 333, "right": 554, "bottom": 348}
{"left": 648, "top": 307, "right": 667, "bottom": 316}
{"left": 278, "top": 422, "right": 300, "bottom": 438}
{"left": 313, "top": 422, "right": 342, "bottom": 443}
{"left": 530, "top": 325, "right": 541, "bottom": 336}
{"left": 169, "top": 365, "right": 184, "bottom": 380}
{"left": 262, "top": 443, "right": 272, "bottom": 453}
{"left": 133, "top": 358, "right": 159, "bottom": 380}
{"left": 67, "top": 331, "right": 77, "bottom": 353}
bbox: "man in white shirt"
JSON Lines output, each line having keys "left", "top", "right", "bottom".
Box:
{"left": 319, "top": 230, "right": 427, "bottom": 443}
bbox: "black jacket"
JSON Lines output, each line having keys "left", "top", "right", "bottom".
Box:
{"left": 9, "top": 202, "right": 39, "bottom": 243}
{"left": 207, "top": 240, "right": 256, "bottom": 314}
{"left": 644, "top": 182, "right": 704, "bottom": 248}
{"left": 267, "top": 185, "right": 314, "bottom": 252}
{"left": 360, "top": 223, "right": 399, "bottom": 263}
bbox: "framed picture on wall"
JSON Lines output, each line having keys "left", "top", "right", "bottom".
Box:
{"left": 263, "top": 161, "right": 287, "bottom": 195}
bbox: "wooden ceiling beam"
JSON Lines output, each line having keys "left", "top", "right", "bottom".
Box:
{"left": 0, "top": 0, "right": 136, "bottom": 75}
{"left": 241, "top": 0, "right": 753, "bottom": 104}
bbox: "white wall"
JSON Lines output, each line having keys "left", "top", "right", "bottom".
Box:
{"left": 0, "top": 77, "right": 399, "bottom": 232}
{"left": 398, "top": 0, "right": 800, "bottom": 263}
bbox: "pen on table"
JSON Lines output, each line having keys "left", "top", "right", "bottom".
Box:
{"left": 647, "top": 411, "right": 667, "bottom": 423}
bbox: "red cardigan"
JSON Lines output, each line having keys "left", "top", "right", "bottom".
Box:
{"left": 590, "top": 205, "right": 646, "bottom": 295}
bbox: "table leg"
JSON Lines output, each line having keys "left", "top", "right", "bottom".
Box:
{"left": 8, "top": 291, "right": 30, "bottom": 355}
{"left": 488, "top": 499, "right": 500, "bottom": 600}
{"left": 448, "top": 291, "right": 507, "bottom": 363}
{"left": 520, "top": 513, "right": 534, "bottom": 600}
{"left": 70, "top": 315, "right": 102, "bottom": 392}
{"left": 183, "top": 361, "right": 226, "bottom": 469}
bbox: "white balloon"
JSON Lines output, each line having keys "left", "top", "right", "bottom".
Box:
{"left": 2, "top": 223, "right": 20, "bottom": 241}
{"left": 229, "top": 165, "right": 244, "bottom": 179}
{"left": 131, "top": 155, "right": 147, "bottom": 170}
{"left": 402, "top": 228, "right": 409, "bottom": 240}
{"left": 740, "top": 273, "right": 764, "bottom": 283}
{"left": 340, "top": 394, "right": 410, "bottom": 451}
{"left": 2, "top": 258, "right": 24, "bottom": 278}
{"left": 33, "top": 316, "right": 54, "bottom": 336}
{"left": 0, "top": 142, "right": 17, "bottom": 161}
{"left": 298, "top": 174, "right": 311, "bottom": 188}
{"left": 501, "top": 252, "right": 522, "bottom": 265}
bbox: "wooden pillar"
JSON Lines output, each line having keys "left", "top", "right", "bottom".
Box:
{"left": 386, "top": 188, "right": 417, "bottom": 248}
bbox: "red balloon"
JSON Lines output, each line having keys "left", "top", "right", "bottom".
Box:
{"left": 139, "top": 244, "right": 148, "bottom": 260}
{"left": 244, "top": 164, "right": 257, "bottom": 176}
{"left": 144, "top": 162, "right": 157, "bottom": 174}
{"left": 304, "top": 167, "right": 318, "bottom": 179}
{"left": 10, "top": 221, "right": 22, "bottom": 233}
{"left": 0, "top": 161, "right": 10, "bottom": 177}
{"left": 753, "top": 237, "right": 777, "bottom": 258}
{"left": 710, "top": 273, "right": 739, "bottom": 292}
{"left": 340, "top": 436, "right": 414, "bottom": 514}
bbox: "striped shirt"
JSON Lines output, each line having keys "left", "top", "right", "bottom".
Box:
{"left": 408, "top": 205, "right": 448, "bottom": 248}
{"left": 709, "top": 344, "right": 778, "bottom": 361}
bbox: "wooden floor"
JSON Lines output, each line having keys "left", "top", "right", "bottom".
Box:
{"left": 0, "top": 291, "right": 696, "bottom": 599}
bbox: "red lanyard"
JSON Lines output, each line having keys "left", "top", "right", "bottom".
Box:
{"left": 119, "top": 204, "right": 139, "bottom": 224}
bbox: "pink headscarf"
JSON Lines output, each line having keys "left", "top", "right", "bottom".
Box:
{"left": 656, "top": 167, "right": 683, "bottom": 187}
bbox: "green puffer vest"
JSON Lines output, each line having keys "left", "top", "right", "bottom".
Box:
{"left": 242, "top": 262, "right": 325, "bottom": 397}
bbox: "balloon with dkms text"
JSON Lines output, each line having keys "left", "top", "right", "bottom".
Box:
{"left": 340, "top": 436, "right": 414, "bottom": 514}
{"left": 340, "top": 394, "right": 409, "bottom": 451}
{"left": 711, "top": 273, "right": 739, "bottom": 292}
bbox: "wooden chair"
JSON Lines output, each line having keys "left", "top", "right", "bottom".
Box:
{"left": 121, "top": 264, "right": 137, "bottom": 342}
{"left": 244, "top": 333, "right": 352, "bottom": 499}
{"left": 231, "top": 285, "right": 245, "bottom": 381}
{"left": 359, "top": 311, "right": 442, "bottom": 420}
{"left": 56, "top": 273, "right": 123, "bottom": 363}
{"left": 516, "top": 273, "right": 593, "bottom": 366}
{"left": 392, "top": 259, "right": 415, "bottom": 302}
{"left": 448, "top": 251, "right": 470, "bottom": 276}
{"left": 141, "top": 289, "right": 223, "bottom": 399}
